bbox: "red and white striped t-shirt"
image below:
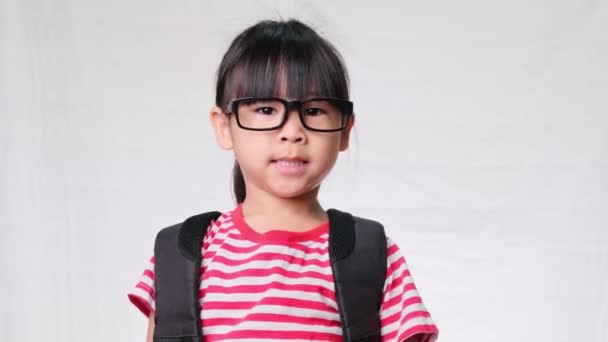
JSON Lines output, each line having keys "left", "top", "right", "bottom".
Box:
{"left": 128, "top": 205, "right": 439, "bottom": 342}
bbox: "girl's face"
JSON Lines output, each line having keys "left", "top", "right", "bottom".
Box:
{"left": 210, "top": 97, "right": 354, "bottom": 200}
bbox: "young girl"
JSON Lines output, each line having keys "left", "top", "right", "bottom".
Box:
{"left": 128, "top": 19, "right": 439, "bottom": 342}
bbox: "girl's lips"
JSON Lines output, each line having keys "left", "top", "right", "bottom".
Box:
{"left": 272, "top": 157, "right": 308, "bottom": 163}
{"left": 271, "top": 159, "right": 309, "bottom": 175}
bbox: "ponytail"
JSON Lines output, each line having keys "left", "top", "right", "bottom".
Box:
{"left": 232, "top": 160, "right": 246, "bottom": 204}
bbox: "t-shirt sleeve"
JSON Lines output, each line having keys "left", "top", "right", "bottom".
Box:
{"left": 380, "top": 237, "right": 439, "bottom": 342}
{"left": 127, "top": 256, "right": 156, "bottom": 317}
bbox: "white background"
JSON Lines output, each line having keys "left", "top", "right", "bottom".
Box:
{"left": 2, "top": 0, "right": 607, "bottom": 341}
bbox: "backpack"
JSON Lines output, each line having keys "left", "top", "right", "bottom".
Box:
{"left": 152, "top": 208, "right": 387, "bottom": 342}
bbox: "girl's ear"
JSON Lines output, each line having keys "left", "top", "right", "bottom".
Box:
{"left": 339, "top": 113, "right": 355, "bottom": 151}
{"left": 210, "top": 106, "right": 233, "bottom": 150}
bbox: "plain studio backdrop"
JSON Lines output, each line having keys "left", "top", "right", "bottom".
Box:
{"left": 1, "top": 0, "right": 607, "bottom": 341}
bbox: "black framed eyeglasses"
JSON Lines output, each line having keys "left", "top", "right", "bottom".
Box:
{"left": 224, "top": 96, "right": 353, "bottom": 132}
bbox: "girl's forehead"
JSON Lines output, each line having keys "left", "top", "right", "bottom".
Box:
{"left": 232, "top": 78, "right": 324, "bottom": 100}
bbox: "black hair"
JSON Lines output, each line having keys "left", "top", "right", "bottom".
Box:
{"left": 214, "top": 19, "right": 350, "bottom": 203}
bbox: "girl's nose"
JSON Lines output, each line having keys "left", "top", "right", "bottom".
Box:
{"left": 279, "top": 109, "right": 306, "bottom": 143}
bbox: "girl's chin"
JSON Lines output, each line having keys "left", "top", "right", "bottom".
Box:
{"left": 267, "top": 183, "right": 319, "bottom": 200}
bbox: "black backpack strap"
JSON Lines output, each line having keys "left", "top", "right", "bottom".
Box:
{"left": 153, "top": 211, "right": 222, "bottom": 342}
{"left": 328, "top": 209, "right": 387, "bottom": 342}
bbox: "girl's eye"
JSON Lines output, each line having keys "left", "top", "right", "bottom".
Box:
{"left": 304, "top": 108, "right": 324, "bottom": 116}
{"left": 255, "top": 107, "right": 277, "bottom": 115}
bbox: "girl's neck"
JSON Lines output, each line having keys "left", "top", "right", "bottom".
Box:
{"left": 239, "top": 186, "right": 328, "bottom": 234}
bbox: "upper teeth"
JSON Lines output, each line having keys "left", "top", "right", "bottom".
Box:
{"left": 277, "top": 160, "right": 304, "bottom": 167}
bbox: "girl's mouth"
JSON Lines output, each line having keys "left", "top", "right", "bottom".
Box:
{"left": 271, "top": 158, "right": 309, "bottom": 175}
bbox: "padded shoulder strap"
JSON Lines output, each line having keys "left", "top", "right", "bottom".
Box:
{"left": 153, "top": 211, "right": 222, "bottom": 342}
{"left": 328, "top": 209, "right": 387, "bottom": 342}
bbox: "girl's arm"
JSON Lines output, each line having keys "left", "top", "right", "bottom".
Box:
{"left": 146, "top": 312, "right": 155, "bottom": 342}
